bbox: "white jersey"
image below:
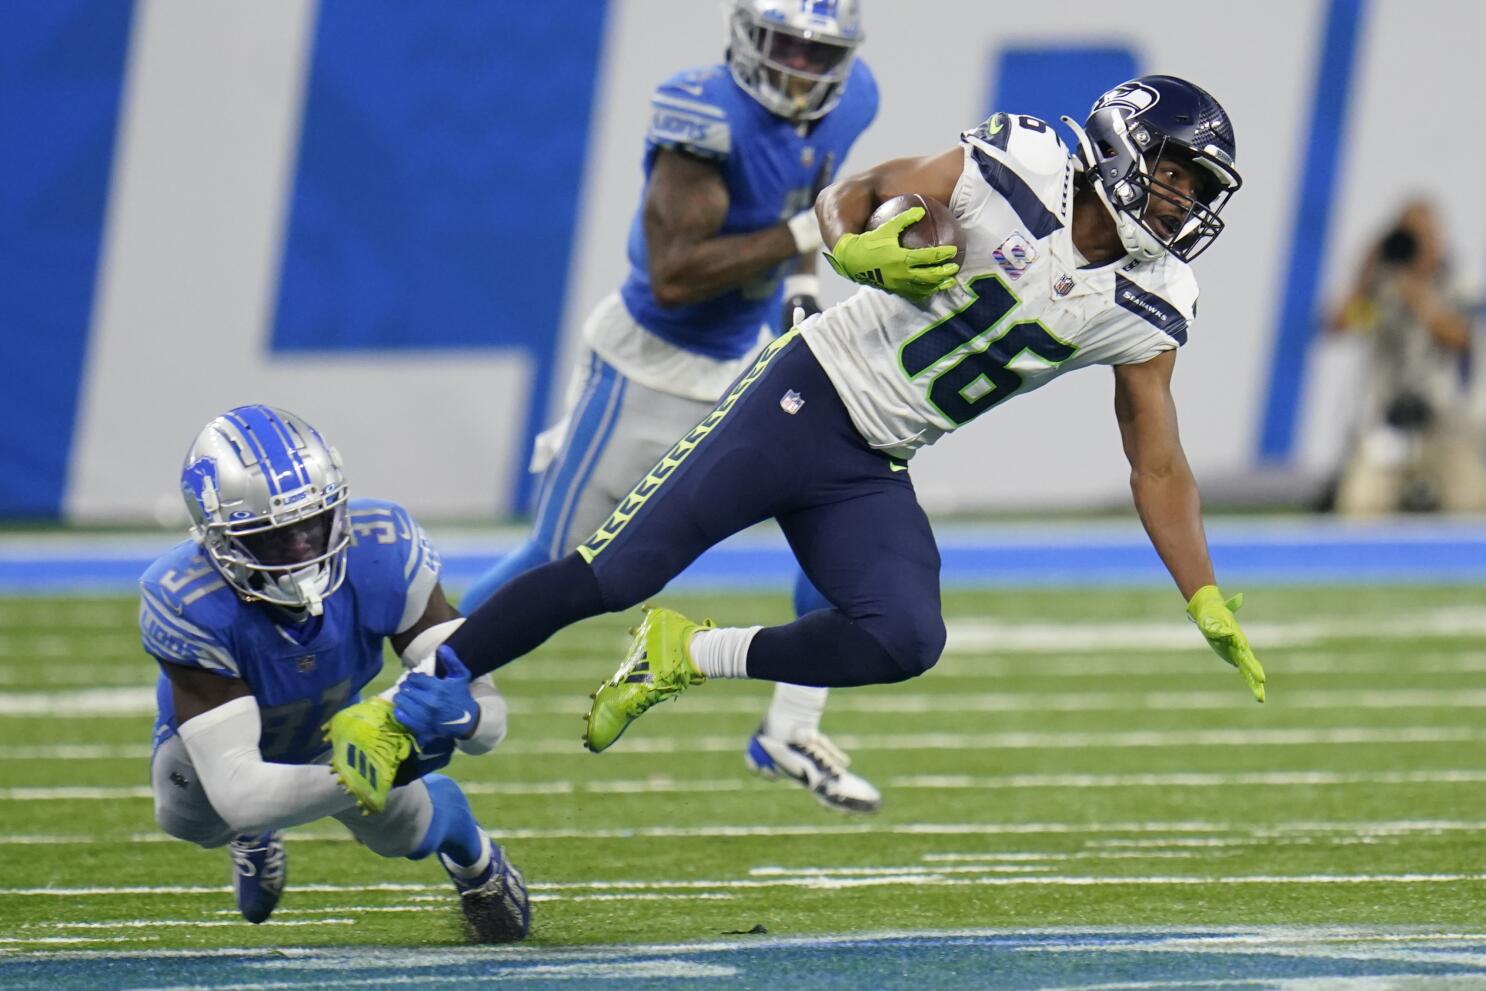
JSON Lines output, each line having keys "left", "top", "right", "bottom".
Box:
{"left": 802, "top": 112, "right": 1199, "bottom": 460}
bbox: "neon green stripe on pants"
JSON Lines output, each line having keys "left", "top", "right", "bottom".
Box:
{"left": 577, "top": 328, "right": 800, "bottom": 564}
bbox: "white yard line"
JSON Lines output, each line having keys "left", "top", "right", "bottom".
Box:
{"left": 0, "top": 936, "right": 160, "bottom": 946}
{"left": 123, "top": 961, "right": 742, "bottom": 991}
{"left": 7, "top": 767, "right": 1484, "bottom": 803}
{"left": 0, "top": 744, "right": 154, "bottom": 759}
{"left": 748, "top": 864, "right": 1053, "bottom": 877}
{"left": 36, "top": 919, "right": 353, "bottom": 929}
{"left": 4, "top": 725, "right": 1482, "bottom": 762}
{"left": 3, "top": 818, "right": 1484, "bottom": 848}
{"left": 10, "top": 687, "right": 1486, "bottom": 718}
{"left": 943, "top": 606, "right": 1486, "bottom": 652}
{"left": 0, "top": 687, "right": 157, "bottom": 715}
{"left": 3, "top": 873, "right": 1484, "bottom": 904}
{"left": 889, "top": 769, "right": 1486, "bottom": 789}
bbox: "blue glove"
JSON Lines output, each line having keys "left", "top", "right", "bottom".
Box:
{"left": 393, "top": 644, "right": 479, "bottom": 751}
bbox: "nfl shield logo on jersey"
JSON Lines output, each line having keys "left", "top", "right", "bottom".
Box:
{"left": 1054, "top": 274, "right": 1075, "bottom": 296}
{"left": 296, "top": 655, "right": 317, "bottom": 674}
{"left": 993, "top": 233, "right": 1038, "bottom": 280}
{"left": 780, "top": 390, "right": 805, "bottom": 415}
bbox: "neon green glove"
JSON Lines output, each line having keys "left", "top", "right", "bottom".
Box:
{"left": 1186, "top": 585, "right": 1266, "bottom": 703}
{"left": 824, "top": 207, "right": 960, "bottom": 301}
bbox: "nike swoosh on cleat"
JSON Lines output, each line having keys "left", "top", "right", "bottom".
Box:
{"left": 441, "top": 712, "right": 474, "bottom": 727}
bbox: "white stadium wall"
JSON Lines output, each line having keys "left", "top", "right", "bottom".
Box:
{"left": 9, "top": 0, "right": 1481, "bottom": 521}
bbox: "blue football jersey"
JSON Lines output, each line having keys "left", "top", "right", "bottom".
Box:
{"left": 618, "top": 60, "right": 879, "bottom": 360}
{"left": 142, "top": 498, "right": 440, "bottom": 764}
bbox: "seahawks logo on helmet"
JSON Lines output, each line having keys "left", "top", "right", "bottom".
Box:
{"left": 1091, "top": 81, "right": 1160, "bottom": 119}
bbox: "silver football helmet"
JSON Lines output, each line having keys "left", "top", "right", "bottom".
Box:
{"left": 726, "top": 0, "right": 863, "bottom": 121}
{"left": 180, "top": 405, "right": 350, "bottom": 617}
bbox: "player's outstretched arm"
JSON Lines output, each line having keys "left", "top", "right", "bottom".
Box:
{"left": 1112, "top": 353, "right": 1266, "bottom": 702}
{"left": 166, "top": 664, "right": 360, "bottom": 832}
{"left": 642, "top": 149, "right": 806, "bottom": 308}
{"left": 816, "top": 148, "right": 963, "bottom": 300}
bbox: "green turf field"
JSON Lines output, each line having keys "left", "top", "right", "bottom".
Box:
{"left": 2, "top": 583, "right": 1484, "bottom": 955}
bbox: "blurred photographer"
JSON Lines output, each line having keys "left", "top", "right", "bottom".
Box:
{"left": 1328, "top": 199, "right": 1484, "bottom": 514}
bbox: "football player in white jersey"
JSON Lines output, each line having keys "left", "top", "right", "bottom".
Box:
{"left": 327, "top": 75, "right": 1266, "bottom": 812}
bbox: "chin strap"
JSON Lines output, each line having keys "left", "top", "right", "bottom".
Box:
{"left": 272, "top": 565, "right": 327, "bottom": 616}
{"left": 1061, "top": 115, "right": 1166, "bottom": 264}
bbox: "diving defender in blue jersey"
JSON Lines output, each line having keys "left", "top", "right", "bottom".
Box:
{"left": 143, "top": 405, "right": 528, "bottom": 940}
{"left": 460, "top": 0, "right": 881, "bottom": 812}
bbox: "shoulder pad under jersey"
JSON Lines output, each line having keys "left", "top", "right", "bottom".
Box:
{"left": 138, "top": 541, "right": 238, "bottom": 675}
{"left": 345, "top": 497, "right": 442, "bottom": 636}
{"left": 646, "top": 65, "right": 738, "bottom": 161}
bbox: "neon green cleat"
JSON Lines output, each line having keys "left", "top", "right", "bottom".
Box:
{"left": 325, "top": 697, "right": 411, "bottom": 814}
{"left": 584, "top": 607, "right": 708, "bottom": 753}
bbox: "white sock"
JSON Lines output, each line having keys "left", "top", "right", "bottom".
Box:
{"left": 690, "top": 626, "right": 761, "bottom": 679}
{"left": 441, "top": 832, "right": 492, "bottom": 880}
{"left": 763, "top": 683, "right": 829, "bottom": 741}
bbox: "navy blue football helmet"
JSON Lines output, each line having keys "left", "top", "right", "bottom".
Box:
{"left": 1064, "top": 75, "right": 1241, "bottom": 262}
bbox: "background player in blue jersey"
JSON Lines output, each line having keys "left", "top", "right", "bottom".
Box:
{"left": 461, "top": 0, "right": 882, "bottom": 812}
{"left": 143, "top": 405, "right": 528, "bottom": 941}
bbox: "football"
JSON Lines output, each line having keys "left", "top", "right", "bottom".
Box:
{"left": 866, "top": 193, "right": 966, "bottom": 268}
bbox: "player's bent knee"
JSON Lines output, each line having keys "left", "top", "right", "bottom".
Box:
{"left": 155, "top": 801, "right": 232, "bottom": 848}
{"left": 888, "top": 612, "right": 947, "bottom": 679}
{"left": 353, "top": 816, "right": 424, "bottom": 859}
{"left": 339, "top": 780, "right": 436, "bottom": 859}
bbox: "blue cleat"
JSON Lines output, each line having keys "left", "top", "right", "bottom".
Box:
{"left": 229, "top": 831, "right": 286, "bottom": 924}
{"left": 442, "top": 839, "right": 531, "bottom": 943}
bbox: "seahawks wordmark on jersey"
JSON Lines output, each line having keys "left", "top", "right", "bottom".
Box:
{"left": 803, "top": 112, "right": 1198, "bottom": 460}
{"left": 141, "top": 499, "right": 439, "bottom": 764}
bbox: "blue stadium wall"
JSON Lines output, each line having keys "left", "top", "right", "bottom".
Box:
{"left": 8, "top": 0, "right": 1476, "bottom": 522}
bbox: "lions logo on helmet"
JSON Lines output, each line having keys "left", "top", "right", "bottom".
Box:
{"left": 180, "top": 405, "right": 350, "bottom": 617}
{"left": 1064, "top": 74, "right": 1242, "bottom": 263}
{"left": 726, "top": 0, "right": 864, "bottom": 121}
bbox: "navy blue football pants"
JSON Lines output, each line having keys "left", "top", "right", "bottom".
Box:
{"left": 447, "top": 331, "right": 946, "bottom": 687}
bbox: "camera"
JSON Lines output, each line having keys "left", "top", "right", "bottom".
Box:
{"left": 1379, "top": 226, "right": 1418, "bottom": 265}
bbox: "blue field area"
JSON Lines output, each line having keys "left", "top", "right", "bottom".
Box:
{"left": 4, "top": 930, "right": 1486, "bottom": 990}
{"left": 2, "top": 516, "right": 1484, "bottom": 594}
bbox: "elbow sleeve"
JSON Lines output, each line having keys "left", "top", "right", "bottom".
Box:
{"left": 456, "top": 676, "right": 508, "bottom": 756}
{"left": 178, "top": 696, "right": 355, "bottom": 834}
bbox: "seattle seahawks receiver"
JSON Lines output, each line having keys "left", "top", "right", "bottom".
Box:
{"left": 460, "top": 0, "right": 882, "bottom": 812}
{"left": 143, "top": 405, "right": 528, "bottom": 941}
{"left": 329, "top": 76, "right": 1266, "bottom": 810}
